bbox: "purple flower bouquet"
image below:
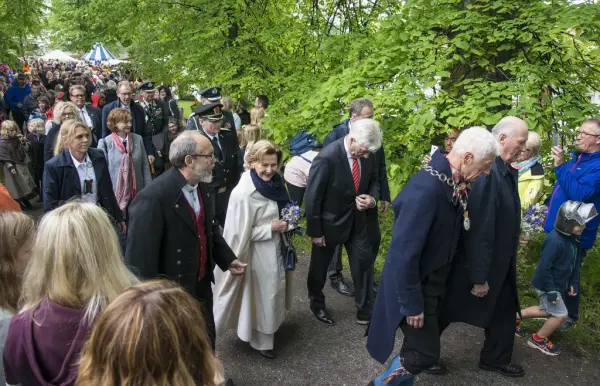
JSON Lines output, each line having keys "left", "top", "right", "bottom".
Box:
{"left": 522, "top": 203, "right": 548, "bottom": 236}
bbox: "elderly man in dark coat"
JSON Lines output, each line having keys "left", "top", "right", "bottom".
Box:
{"left": 366, "top": 127, "right": 498, "bottom": 386}
{"left": 427, "top": 116, "right": 529, "bottom": 378}
{"left": 125, "top": 131, "right": 247, "bottom": 350}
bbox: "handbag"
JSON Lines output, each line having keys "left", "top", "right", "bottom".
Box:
{"left": 279, "top": 231, "right": 297, "bottom": 271}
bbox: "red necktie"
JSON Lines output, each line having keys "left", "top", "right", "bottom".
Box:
{"left": 352, "top": 158, "right": 360, "bottom": 193}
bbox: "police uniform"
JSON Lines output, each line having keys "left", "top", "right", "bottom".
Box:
{"left": 186, "top": 86, "right": 239, "bottom": 147}
{"left": 193, "top": 103, "right": 241, "bottom": 227}
{"left": 138, "top": 81, "right": 168, "bottom": 175}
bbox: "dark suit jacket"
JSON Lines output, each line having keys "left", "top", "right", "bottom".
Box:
{"left": 44, "top": 122, "right": 60, "bottom": 163}
{"left": 42, "top": 148, "right": 123, "bottom": 222}
{"left": 366, "top": 150, "right": 463, "bottom": 364}
{"left": 442, "top": 156, "right": 521, "bottom": 328}
{"left": 125, "top": 167, "right": 237, "bottom": 296}
{"left": 83, "top": 105, "right": 102, "bottom": 147}
{"left": 305, "top": 137, "right": 379, "bottom": 245}
{"left": 198, "top": 129, "right": 241, "bottom": 191}
{"left": 101, "top": 100, "right": 149, "bottom": 153}
{"left": 322, "top": 119, "right": 390, "bottom": 202}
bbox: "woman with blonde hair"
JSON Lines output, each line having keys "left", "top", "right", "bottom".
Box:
{"left": 238, "top": 124, "right": 263, "bottom": 171}
{"left": 76, "top": 280, "right": 224, "bottom": 386}
{"left": 44, "top": 100, "right": 78, "bottom": 162}
{"left": 3, "top": 201, "right": 138, "bottom": 386}
{"left": 516, "top": 131, "right": 545, "bottom": 209}
{"left": 0, "top": 212, "right": 35, "bottom": 383}
{"left": 213, "top": 140, "right": 292, "bottom": 359}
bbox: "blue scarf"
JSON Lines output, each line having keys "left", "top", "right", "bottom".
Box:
{"left": 250, "top": 169, "right": 289, "bottom": 212}
{"left": 517, "top": 155, "right": 541, "bottom": 176}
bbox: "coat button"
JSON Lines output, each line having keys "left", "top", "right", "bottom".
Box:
{"left": 177, "top": 249, "right": 181, "bottom": 253}
{"left": 177, "top": 260, "right": 181, "bottom": 265}
{"left": 178, "top": 274, "right": 183, "bottom": 278}
{"left": 175, "top": 204, "right": 179, "bottom": 208}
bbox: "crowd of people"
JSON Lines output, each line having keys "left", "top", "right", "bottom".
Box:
{"left": 2, "top": 56, "right": 600, "bottom": 386}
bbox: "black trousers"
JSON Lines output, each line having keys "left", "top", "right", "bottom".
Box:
{"left": 307, "top": 214, "right": 375, "bottom": 314}
{"left": 12, "top": 111, "right": 26, "bottom": 133}
{"left": 328, "top": 209, "right": 381, "bottom": 281}
{"left": 400, "top": 264, "right": 450, "bottom": 375}
{"left": 285, "top": 182, "right": 306, "bottom": 207}
{"left": 439, "top": 279, "right": 516, "bottom": 366}
{"left": 195, "top": 277, "right": 216, "bottom": 350}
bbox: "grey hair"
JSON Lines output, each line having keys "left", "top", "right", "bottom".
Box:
{"left": 349, "top": 98, "right": 373, "bottom": 118}
{"left": 451, "top": 126, "right": 499, "bottom": 160}
{"left": 117, "top": 80, "right": 132, "bottom": 93}
{"left": 169, "top": 131, "right": 202, "bottom": 168}
{"left": 106, "top": 80, "right": 117, "bottom": 90}
{"left": 349, "top": 118, "right": 383, "bottom": 153}
{"left": 491, "top": 116, "right": 527, "bottom": 139}
{"left": 584, "top": 118, "right": 600, "bottom": 135}
{"left": 526, "top": 131, "right": 542, "bottom": 155}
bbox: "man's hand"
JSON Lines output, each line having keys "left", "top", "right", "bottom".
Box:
{"left": 552, "top": 146, "right": 565, "bottom": 167}
{"left": 356, "top": 194, "right": 375, "bottom": 211}
{"left": 312, "top": 236, "right": 326, "bottom": 247}
{"left": 117, "top": 222, "right": 127, "bottom": 234}
{"left": 380, "top": 200, "right": 390, "bottom": 213}
{"left": 406, "top": 312, "right": 425, "bottom": 328}
{"left": 568, "top": 286, "right": 577, "bottom": 297}
{"left": 156, "top": 151, "right": 163, "bottom": 158}
{"left": 471, "top": 282, "right": 489, "bottom": 297}
{"left": 229, "top": 259, "right": 248, "bottom": 276}
{"left": 148, "top": 155, "right": 155, "bottom": 164}
{"left": 16, "top": 103, "right": 23, "bottom": 108}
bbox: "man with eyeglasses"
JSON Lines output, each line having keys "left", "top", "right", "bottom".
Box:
{"left": 70, "top": 84, "right": 101, "bottom": 146}
{"left": 544, "top": 117, "right": 600, "bottom": 331}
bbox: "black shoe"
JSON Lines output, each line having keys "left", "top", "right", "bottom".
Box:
{"left": 259, "top": 349, "right": 276, "bottom": 359}
{"left": 478, "top": 362, "right": 524, "bottom": 378}
{"left": 422, "top": 362, "right": 447, "bottom": 375}
{"left": 313, "top": 309, "right": 336, "bottom": 326}
{"left": 330, "top": 278, "right": 355, "bottom": 297}
{"left": 357, "top": 311, "right": 371, "bottom": 325}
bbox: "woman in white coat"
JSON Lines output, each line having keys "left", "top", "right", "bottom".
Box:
{"left": 213, "top": 140, "right": 292, "bottom": 359}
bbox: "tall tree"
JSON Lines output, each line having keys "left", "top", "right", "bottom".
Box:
{"left": 0, "top": 0, "right": 45, "bottom": 64}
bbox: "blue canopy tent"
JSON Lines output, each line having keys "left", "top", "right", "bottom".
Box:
{"left": 81, "top": 43, "right": 117, "bottom": 63}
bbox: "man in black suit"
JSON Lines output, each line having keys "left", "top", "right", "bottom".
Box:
{"left": 69, "top": 84, "right": 102, "bottom": 147}
{"left": 125, "top": 131, "right": 247, "bottom": 349}
{"left": 137, "top": 80, "right": 169, "bottom": 175}
{"left": 305, "top": 118, "right": 382, "bottom": 325}
{"left": 191, "top": 103, "right": 241, "bottom": 228}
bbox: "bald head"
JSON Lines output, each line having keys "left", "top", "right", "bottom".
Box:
{"left": 492, "top": 116, "right": 529, "bottom": 163}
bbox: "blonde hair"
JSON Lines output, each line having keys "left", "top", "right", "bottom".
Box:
{"left": 243, "top": 124, "right": 263, "bottom": 151}
{"left": 525, "top": 131, "right": 542, "bottom": 156}
{"left": 244, "top": 139, "right": 278, "bottom": 168}
{"left": 54, "top": 120, "right": 91, "bottom": 156}
{"left": 221, "top": 95, "right": 233, "bottom": 110}
{"left": 27, "top": 118, "right": 45, "bottom": 135}
{"left": 237, "top": 127, "right": 246, "bottom": 148}
{"left": 0, "top": 120, "right": 19, "bottom": 138}
{"left": 0, "top": 212, "right": 35, "bottom": 314}
{"left": 52, "top": 101, "right": 78, "bottom": 125}
{"left": 77, "top": 280, "right": 224, "bottom": 386}
{"left": 250, "top": 107, "right": 265, "bottom": 125}
{"left": 20, "top": 201, "right": 138, "bottom": 322}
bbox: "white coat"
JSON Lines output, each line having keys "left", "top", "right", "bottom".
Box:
{"left": 213, "top": 171, "right": 292, "bottom": 341}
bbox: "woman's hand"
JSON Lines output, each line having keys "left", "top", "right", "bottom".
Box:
{"left": 271, "top": 220, "right": 288, "bottom": 233}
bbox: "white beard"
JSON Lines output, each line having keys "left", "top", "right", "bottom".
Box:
{"left": 199, "top": 173, "right": 213, "bottom": 184}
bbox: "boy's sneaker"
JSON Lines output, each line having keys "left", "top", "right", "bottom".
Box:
{"left": 527, "top": 334, "right": 561, "bottom": 356}
{"left": 515, "top": 320, "right": 525, "bottom": 338}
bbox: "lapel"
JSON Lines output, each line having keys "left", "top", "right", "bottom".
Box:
{"left": 359, "top": 157, "right": 369, "bottom": 192}
{"left": 336, "top": 138, "right": 354, "bottom": 187}
{"left": 430, "top": 150, "right": 455, "bottom": 204}
{"left": 57, "top": 150, "right": 82, "bottom": 195}
{"left": 168, "top": 168, "right": 197, "bottom": 235}
{"left": 218, "top": 132, "right": 227, "bottom": 160}
{"left": 87, "top": 149, "right": 104, "bottom": 184}
{"left": 198, "top": 183, "right": 213, "bottom": 227}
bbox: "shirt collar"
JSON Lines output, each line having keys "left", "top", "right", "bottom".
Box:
{"left": 344, "top": 136, "right": 354, "bottom": 160}
{"left": 70, "top": 152, "right": 88, "bottom": 168}
{"left": 184, "top": 183, "right": 198, "bottom": 192}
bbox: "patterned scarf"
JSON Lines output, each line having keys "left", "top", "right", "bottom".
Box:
{"left": 517, "top": 155, "right": 541, "bottom": 176}
{"left": 111, "top": 133, "right": 136, "bottom": 212}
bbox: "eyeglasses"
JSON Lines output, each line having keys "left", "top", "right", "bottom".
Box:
{"left": 578, "top": 131, "right": 600, "bottom": 138}
{"left": 71, "top": 94, "right": 85, "bottom": 98}
{"left": 190, "top": 154, "right": 215, "bottom": 159}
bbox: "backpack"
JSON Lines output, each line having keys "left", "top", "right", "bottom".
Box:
{"left": 289, "top": 130, "right": 320, "bottom": 156}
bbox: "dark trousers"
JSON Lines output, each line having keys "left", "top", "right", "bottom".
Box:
{"left": 286, "top": 182, "right": 306, "bottom": 207}
{"left": 400, "top": 264, "right": 450, "bottom": 375}
{"left": 564, "top": 249, "right": 587, "bottom": 321}
{"left": 12, "top": 111, "right": 26, "bottom": 133}
{"left": 328, "top": 209, "right": 381, "bottom": 281}
{"left": 195, "top": 277, "right": 216, "bottom": 350}
{"left": 439, "top": 280, "right": 516, "bottom": 366}
{"left": 307, "top": 215, "right": 375, "bottom": 314}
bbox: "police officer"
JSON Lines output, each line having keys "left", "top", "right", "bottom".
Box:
{"left": 192, "top": 103, "right": 241, "bottom": 227}
{"left": 138, "top": 81, "right": 168, "bottom": 175}
{"left": 187, "top": 86, "right": 237, "bottom": 143}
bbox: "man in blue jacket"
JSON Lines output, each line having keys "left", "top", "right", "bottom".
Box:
{"left": 323, "top": 98, "right": 391, "bottom": 298}
{"left": 544, "top": 117, "right": 600, "bottom": 330}
{"left": 4, "top": 73, "right": 31, "bottom": 130}
{"left": 366, "top": 127, "right": 498, "bottom": 386}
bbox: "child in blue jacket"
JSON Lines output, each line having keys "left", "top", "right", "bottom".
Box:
{"left": 516, "top": 200, "right": 597, "bottom": 356}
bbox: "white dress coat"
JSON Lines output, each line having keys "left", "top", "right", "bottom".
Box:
{"left": 213, "top": 171, "right": 292, "bottom": 340}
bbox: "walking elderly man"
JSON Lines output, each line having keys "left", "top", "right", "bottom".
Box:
{"left": 429, "top": 116, "right": 529, "bottom": 378}
{"left": 544, "top": 118, "right": 600, "bottom": 330}
{"left": 367, "top": 127, "right": 498, "bottom": 386}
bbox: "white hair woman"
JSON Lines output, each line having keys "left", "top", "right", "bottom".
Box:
{"left": 516, "top": 131, "right": 544, "bottom": 209}
{"left": 212, "top": 140, "right": 292, "bottom": 359}
{"left": 2, "top": 201, "right": 139, "bottom": 386}
{"left": 44, "top": 101, "right": 78, "bottom": 162}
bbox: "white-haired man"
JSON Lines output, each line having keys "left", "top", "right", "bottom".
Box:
{"left": 367, "top": 126, "right": 498, "bottom": 386}
{"left": 428, "top": 116, "right": 528, "bottom": 379}
{"left": 305, "top": 118, "right": 382, "bottom": 326}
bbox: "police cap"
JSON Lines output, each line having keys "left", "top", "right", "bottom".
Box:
{"left": 194, "top": 103, "right": 224, "bottom": 122}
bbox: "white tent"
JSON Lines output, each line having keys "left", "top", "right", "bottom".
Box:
{"left": 41, "top": 50, "right": 78, "bottom": 62}
{"left": 107, "top": 58, "right": 125, "bottom": 65}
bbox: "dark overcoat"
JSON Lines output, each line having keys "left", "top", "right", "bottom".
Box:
{"left": 366, "top": 151, "right": 463, "bottom": 364}
{"left": 124, "top": 167, "right": 237, "bottom": 296}
{"left": 441, "top": 156, "right": 521, "bottom": 328}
